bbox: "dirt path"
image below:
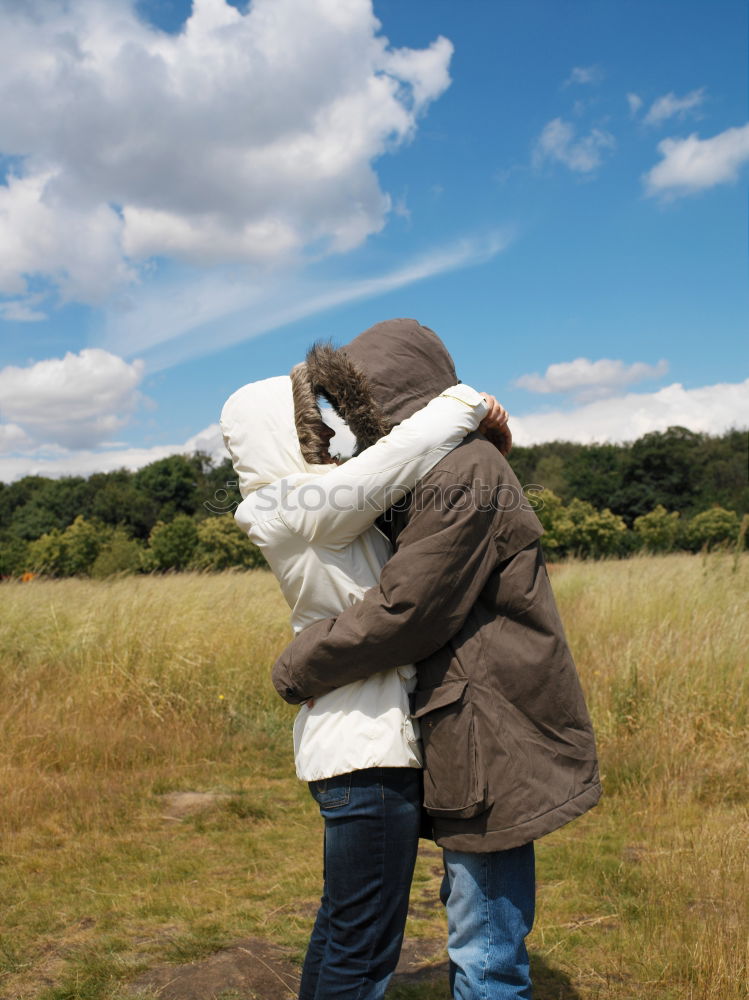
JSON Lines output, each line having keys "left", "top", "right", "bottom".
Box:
{"left": 128, "top": 933, "right": 447, "bottom": 999}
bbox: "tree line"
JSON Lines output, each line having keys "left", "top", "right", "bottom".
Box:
{"left": 0, "top": 425, "right": 746, "bottom": 577}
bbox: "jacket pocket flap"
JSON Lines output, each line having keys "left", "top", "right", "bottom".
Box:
{"left": 412, "top": 678, "right": 468, "bottom": 718}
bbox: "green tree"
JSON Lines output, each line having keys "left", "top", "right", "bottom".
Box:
{"left": 0, "top": 477, "right": 50, "bottom": 531}
{"left": 202, "top": 456, "right": 240, "bottom": 511}
{"left": 633, "top": 505, "right": 681, "bottom": 553}
{"left": 87, "top": 470, "right": 159, "bottom": 539}
{"left": 191, "top": 515, "right": 267, "bottom": 571}
{"left": 134, "top": 456, "right": 202, "bottom": 522}
{"left": 9, "top": 477, "right": 93, "bottom": 541}
{"left": 566, "top": 443, "right": 627, "bottom": 512}
{"left": 613, "top": 427, "right": 703, "bottom": 523}
{"left": 694, "top": 429, "right": 749, "bottom": 514}
{"left": 148, "top": 515, "right": 199, "bottom": 570}
{"left": 534, "top": 455, "right": 568, "bottom": 498}
{"left": 0, "top": 533, "right": 30, "bottom": 577}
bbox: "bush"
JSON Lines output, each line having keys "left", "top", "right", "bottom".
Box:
{"left": 190, "top": 515, "right": 267, "bottom": 571}
{"left": 537, "top": 490, "right": 629, "bottom": 559}
{"left": 61, "top": 515, "right": 105, "bottom": 575}
{"left": 634, "top": 505, "right": 681, "bottom": 553}
{"left": 147, "top": 515, "right": 199, "bottom": 571}
{"left": 27, "top": 516, "right": 111, "bottom": 577}
{"left": 564, "top": 499, "right": 629, "bottom": 558}
{"left": 90, "top": 529, "right": 145, "bottom": 578}
{"left": 535, "top": 489, "right": 567, "bottom": 555}
{"left": 686, "top": 506, "right": 741, "bottom": 551}
{"left": 27, "top": 530, "right": 68, "bottom": 577}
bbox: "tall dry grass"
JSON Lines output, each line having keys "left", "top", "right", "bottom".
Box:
{"left": 1, "top": 571, "right": 294, "bottom": 837}
{"left": 546, "top": 553, "right": 748, "bottom": 999}
{"left": 0, "top": 555, "right": 747, "bottom": 999}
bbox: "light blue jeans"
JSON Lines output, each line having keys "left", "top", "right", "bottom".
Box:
{"left": 440, "top": 843, "right": 535, "bottom": 999}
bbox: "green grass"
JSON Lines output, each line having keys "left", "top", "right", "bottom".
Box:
{"left": 1, "top": 556, "right": 747, "bottom": 999}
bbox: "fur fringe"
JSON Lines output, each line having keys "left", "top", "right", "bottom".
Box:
{"left": 303, "top": 341, "right": 389, "bottom": 454}
{"left": 290, "top": 363, "right": 328, "bottom": 464}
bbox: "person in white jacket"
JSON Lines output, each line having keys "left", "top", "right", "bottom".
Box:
{"left": 220, "top": 368, "right": 509, "bottom": 1000}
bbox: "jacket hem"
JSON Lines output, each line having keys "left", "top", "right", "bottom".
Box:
{"left": 433, "top": 781, "right": 602, "bottom": 853}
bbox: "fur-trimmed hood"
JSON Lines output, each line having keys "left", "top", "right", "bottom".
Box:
{"left": 294, "top": 318, "right": 459, "bottom": 461}
{"left": 221, "top": 320, "right": 461, "bottom": 480}
{"left": 220, "top": 375, "right": 322, "bottom": 498}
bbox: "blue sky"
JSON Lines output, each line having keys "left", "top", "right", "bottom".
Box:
{"left": 0, "top": 0, "right": 747, "bottom": 480}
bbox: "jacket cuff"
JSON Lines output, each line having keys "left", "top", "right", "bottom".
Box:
{"left": 440, "top": 383, "right": 487, "bottom": 411}
{"left": 272, "top": 651, "right": 305, "bottom": 704}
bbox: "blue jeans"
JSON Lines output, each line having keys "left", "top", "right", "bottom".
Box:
{"left": 299, "top": 767, "right": 421, "bottom": 1000}
{"left": 440, "top": 843, "right": 536, "bottom": 999}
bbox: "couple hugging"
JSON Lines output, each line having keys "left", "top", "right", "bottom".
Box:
{"left": 220, "top": 318, "right": 601, "bottom": 1000}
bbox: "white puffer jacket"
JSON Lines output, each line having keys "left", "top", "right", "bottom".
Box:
{"left": 220, "top": 376, "right": 488, "bottom": 781}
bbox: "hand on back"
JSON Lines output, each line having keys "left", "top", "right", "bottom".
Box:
{"left": 479, "top": 393, "right": 512, "bottom": 456}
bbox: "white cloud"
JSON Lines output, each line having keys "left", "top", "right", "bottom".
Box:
{"left": 0, "top": 0, "right": 453, "bottom": 310}
{"left": 644, "top": 88, "right": 706, "bottom": 126}
{"left": 533, "top": 118, "right": 615, "bottom": 173}
{"left": 182, "top": 423, "right": 226, "bottom": 461}
{"left": 564, "top": 66, "right": 602, "bottom": 87}
{"left": 627, "top": 92, "right": 643, "bottom": 116}
{"left": 0, "top": 436, "right": 219, "bottom": 484}
{"left": 516, "top": 357, "right": 669, "bottom": 401}
{"left": 512, "top": 378, "right": 749, "bottom": 446}
{"left": 4, "top": 377, "right": 746, "bottom": 482}
{"left": 0, "top": 296, "right": 47, "bottom": 322}
{"left": 0, "top": 349, "right": 145, "bottom": 449}
{"left": 0, "top": 170, "right": 134, "bottom": 304}
{"left": 0, "top": 403, "right": 353, "bottom": 483}
{"left": 0, "top": 423, "right": 32, "bottom": 452}
{"left": 644, "top": 123, "right": 749, "bottom": 198}
{"left": 101, "top": 230, "right": 512, "bottom": 371}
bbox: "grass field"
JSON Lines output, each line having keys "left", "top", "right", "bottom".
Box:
{"left": 0, "top": 555, "right": 747, "bottom": 1000}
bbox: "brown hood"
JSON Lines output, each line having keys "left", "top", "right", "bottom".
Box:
{"left": 297, "top": 318, "right": 459, "bottom": 458}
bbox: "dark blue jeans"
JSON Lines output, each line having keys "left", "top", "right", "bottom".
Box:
{"left": 298, "top": 767, "right": 421, "bottom": 1000}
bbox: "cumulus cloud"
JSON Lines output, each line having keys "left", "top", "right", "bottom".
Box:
{"left": 533, "top": 118, "right": 615, "bottom": 173}
{"left": 0, "top": 171, "right": 135, "bottom": 305}
{"left": 644, "top": 123, "right": 749, "bottom": 198}
{"left": 0, "top": 0, "right": 453, "bottom": 311}
{"left": 516, "top": 357, "right": 669, "bottom": 401}
{"left": 644, "top": 88, "right": 706, "bottom": 126}
{"left": 511, "top": 378, "right": 749, "bottom": 446}
{"left": 0, "top": 349, "right": 145, "bottom": 449}
{"left": 0, "top": 423, "right": 33, "bottom": 452}
{"left": 564, "top": 66, "right": 602, "bottom": 87}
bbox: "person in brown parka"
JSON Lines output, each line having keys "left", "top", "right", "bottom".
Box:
{"left": 273, "top": 318, "right": 601, "bottom": 1000}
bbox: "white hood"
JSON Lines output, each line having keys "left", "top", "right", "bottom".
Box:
{"left": 220, "top": 375, "right": 313, "bottom": 498}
